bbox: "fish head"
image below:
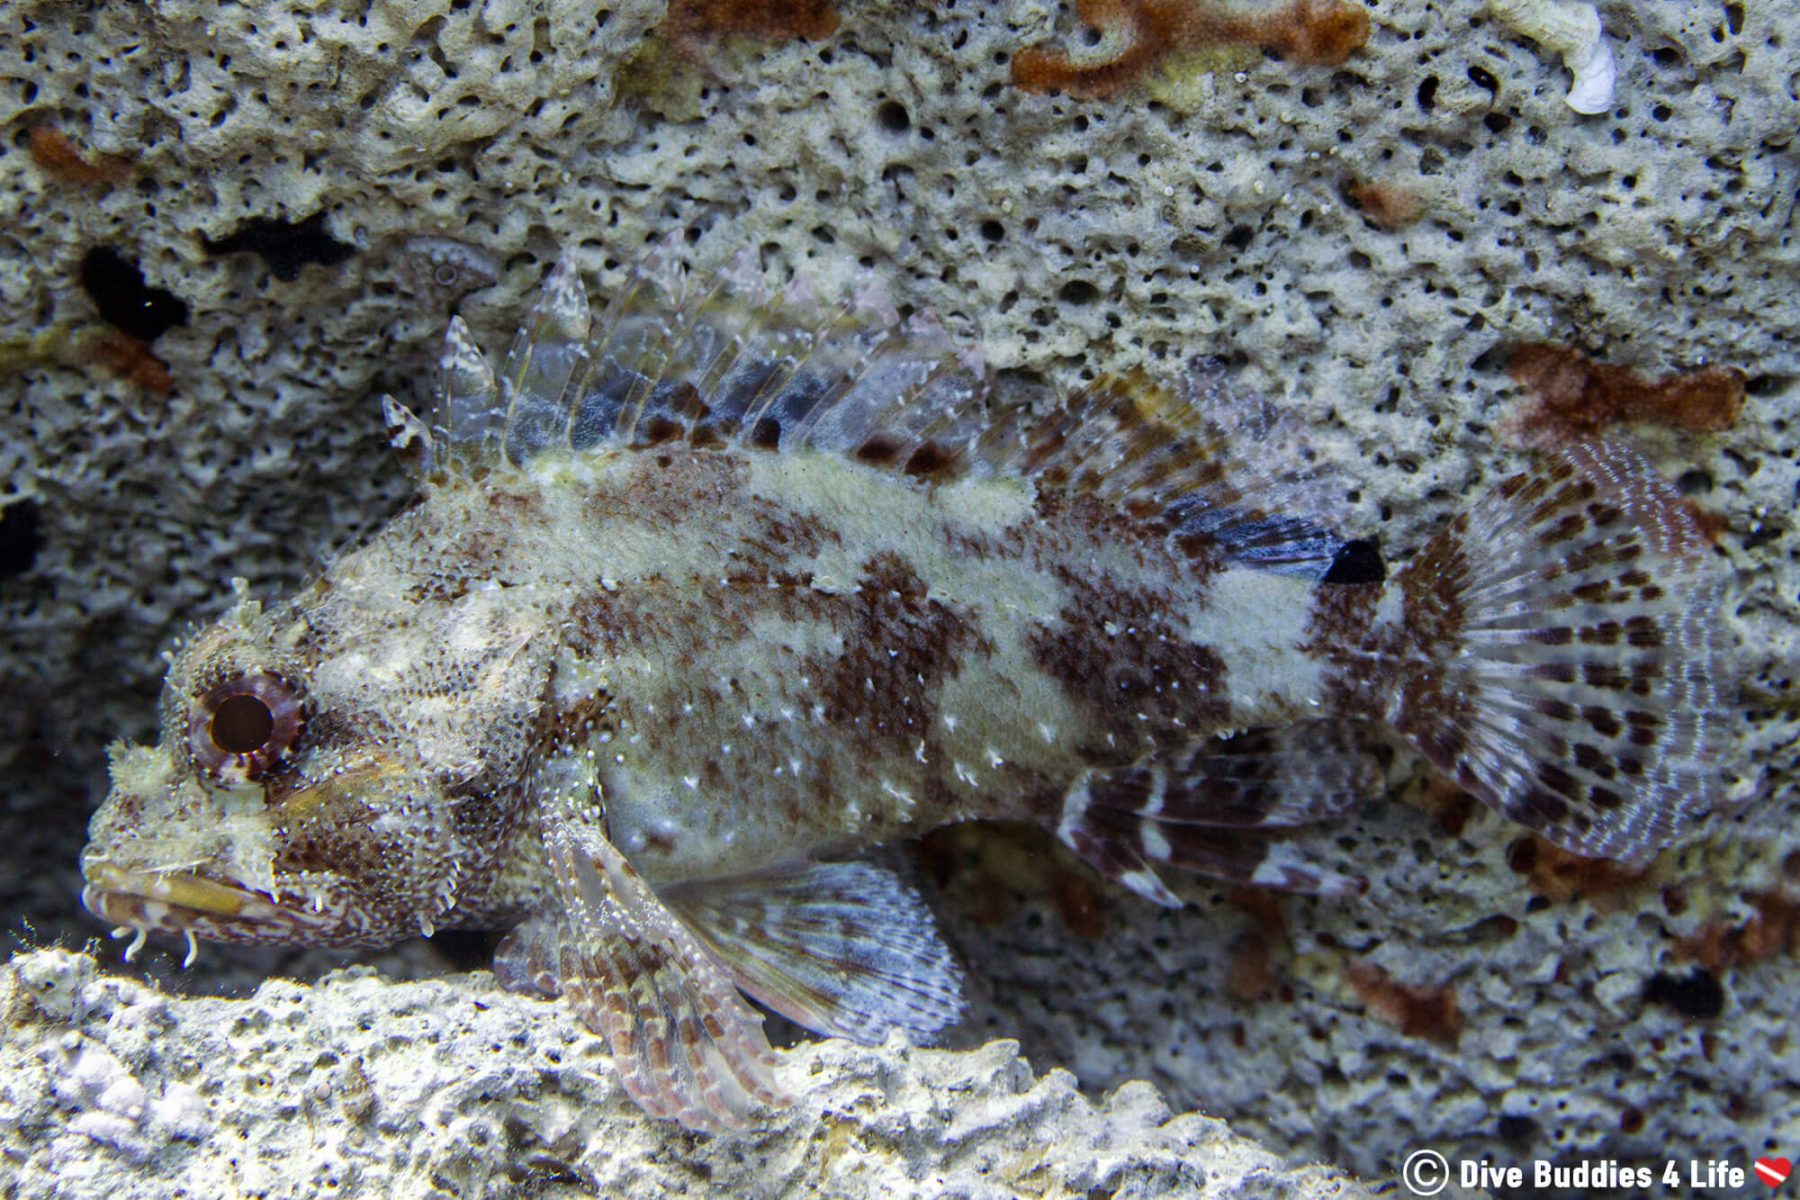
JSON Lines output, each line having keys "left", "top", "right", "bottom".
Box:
{"left": 81, "top": 576, "right": 554, "bottom": 950}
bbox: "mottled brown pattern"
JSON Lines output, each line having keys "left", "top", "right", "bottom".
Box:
{"left": 1388, "top": 518, "right": 1478, "bottom": 775}
{"left": 807, "top": 552, "right": 991, "bottom": 752}
{"left": 1305, "top": 548, "right": 1482, "bottom": 784}
{"left": 271, "top": 796, "right": 387, "bottom": 883}
{"left": 1029, "top": 565, "right": 1229, "bottom": 761}
{"left": 731, "top": 493, "right": 839, "bottom": 578}
{"left": 531, "top": 688, "right": 615, "bottom": 763}
{"left": 1030, "top": 489, "right": 1218, "bottom": 579}
{"left": 586, "top": 450, "right": 748, "bottom": 529}
{"left": 411, "top": 525, "right": 511, "bottom": 602}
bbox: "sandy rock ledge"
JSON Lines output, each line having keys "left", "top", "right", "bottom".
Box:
{"left": 0, "top": 948, "right": 1376, "bottom": 1200}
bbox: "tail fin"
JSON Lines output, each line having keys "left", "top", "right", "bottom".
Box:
{"left": 1383, "top": 440, "right": 1732, "bottom": 864}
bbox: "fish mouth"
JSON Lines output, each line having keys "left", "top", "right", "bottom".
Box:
{"left": 80, "top": 862, "right": 291, "bottom": 934}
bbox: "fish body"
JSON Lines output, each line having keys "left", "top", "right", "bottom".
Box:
{"left": 80, "top": 248, "right": 1733, "bottom": 1130}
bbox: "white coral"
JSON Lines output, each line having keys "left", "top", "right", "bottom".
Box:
{"left": 1489, "top": 0, "right": 1618, "bottom": 114}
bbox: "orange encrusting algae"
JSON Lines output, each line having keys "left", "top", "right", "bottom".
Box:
{"left": 1675, "top": 892, "right": 1800, "bottom": 976}
{"left": 1506, "top": 343, "right": 1746, "bottom": 439}
{"left": 92, "top": 329, "right": 175, "bottom": 396}
{"left": 1347, "top": 962, "right": 1462, "bottom": 1045}
{"left": 1506, "top": 834, "right": 1648, "bottom": 906}
{"left": 1012, "top": 0, "right": 1370, "bottom": 99}
{"left": 27, "top": 126, "right": 132, "bottom": 186}
{"left": 1343, "top": 179, "right": 1424, "bottom": 228}
{"left": 663, "top": 0, "right": 840, "bottom": 47}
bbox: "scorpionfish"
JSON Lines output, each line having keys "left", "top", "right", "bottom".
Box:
{"left": 81, "top": 246, "right": 1733, "bottom": 1130}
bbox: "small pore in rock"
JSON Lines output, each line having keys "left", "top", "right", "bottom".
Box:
{"left": 1642, "top": 967, "right": 1725, "bottom": 1020}
{"left": 202, "top": 212, "right": 357, "bottom": 282}
{"left": 78, "top": 247, "right": 190, "bottom": 343}
{"left": 0, "top": 499, "right": 44, "bottom": 580}
{"left": 1012, "top": 0, "right": 1371, "bottom": 99}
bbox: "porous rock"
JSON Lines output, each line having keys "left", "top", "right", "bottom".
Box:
{"left": 0, "top": 948, "right": 1374, "bottom": 1199}
{"left": 0, "top": 0, "right": 1795, "bottom": 1187}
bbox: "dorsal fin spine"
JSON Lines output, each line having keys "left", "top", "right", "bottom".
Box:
{"left": 499, "top": 251, "right": 590, "bottom": 467}
{"left": 436, "top": 315, "right": 503, "bottom": 468}
{"left": 428, "top": 248, "right": 1355, "bottom": 575}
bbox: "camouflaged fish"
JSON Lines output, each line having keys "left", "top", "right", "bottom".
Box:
{"left": 80, "top": 245, "right": 1733, "bottom": 1131}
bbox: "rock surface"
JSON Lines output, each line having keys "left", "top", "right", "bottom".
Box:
{"left": 0, "top": 0, "right": 1794, "bottom": 1186}
{"left": 1, "top": 948, "right": 1376, "bottom": 1199}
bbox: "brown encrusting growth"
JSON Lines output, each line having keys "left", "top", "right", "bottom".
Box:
{"left": 1347, "top": 962, "right": 1461, "bottom": 1045}
{"left": 27, "top": 126, "right": 131, "bottom": 185}
{"left": 1417, "top": 777, "right": 1479, "bottom": 838}
{"left": 1343, "top": 179, "right": 1423, "bottom": 229}
{"left": 92, "top": 329, "right": 174, "bottom": 396}
{"left": 1048, "top": 864, "right": 1109, "bottom": 939}
{"left": 1011, "top": 0, "right": 1370, "bottom": 99}
{"left": 0, "top": 324, "right": 172, "bottom": 395}
{"left": 1505, "top": 343, "right": 1746, "bottom": 439}
{"left": 662, "top": 0, "right": 839, "bottom": 47}
{"left": 1224, "top": 886, "right": 1287, "bottom": 1000}
{"left": 912, "top": 823, "right": 1107, "bottom": 935}
{"left": 1675, "top": 892, "right": 1800, "bottom": 975}
{"left": 1506, "top": 835, "right": 1647, "bottom": 906}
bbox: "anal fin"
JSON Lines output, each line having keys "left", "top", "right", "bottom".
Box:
{"left": 1053, "top": 720, "right": 1380, "bottom": 902}
{"left": 1161, "top": 720, "right": 1386, "bottom": 828}
{"left": 666, "top": 860, "right": 965, "bottom": 1047}
{"left": 542, "top": 771, "right": 790, "bottom": 1133}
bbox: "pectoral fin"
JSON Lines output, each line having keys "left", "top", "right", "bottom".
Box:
{"left": 666, "top": 860, "right": 965, "bottom": 1047}
{"left": 493, "top": 913, "right": 562, "bottom": 1000}
{"left": 542, "top": 772, "right": 789, "bottom": 1133}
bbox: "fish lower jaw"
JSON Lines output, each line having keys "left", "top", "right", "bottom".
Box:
{"left": 79, "top": 864, "right": 291, "bottom": 933}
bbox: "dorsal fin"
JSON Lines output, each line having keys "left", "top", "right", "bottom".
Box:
{"left": 396, "top": 248, "right": 1355, "bottom": 571}
{"left": 989, "top": 368, "right": 1353, "bottom": 574}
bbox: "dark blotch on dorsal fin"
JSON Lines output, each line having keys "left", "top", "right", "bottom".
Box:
{"left": 1322, "top": 537, "right": 1387, "bottom": 584}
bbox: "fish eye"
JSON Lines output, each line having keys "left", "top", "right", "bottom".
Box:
{"left": 188, "top": 671, "right": 305, "bottom": 781}
{"left": 212, "top": 694, "right": 274, "bottom": 753}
